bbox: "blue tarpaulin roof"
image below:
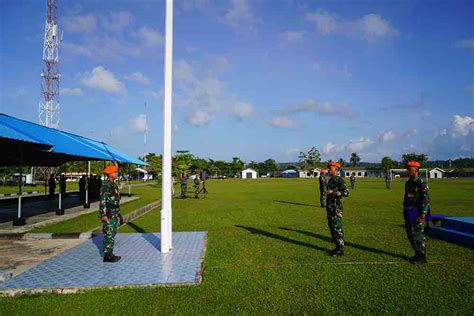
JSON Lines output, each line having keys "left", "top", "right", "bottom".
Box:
{"left": 0, "top": 113, "right": 145, "bottom": 166}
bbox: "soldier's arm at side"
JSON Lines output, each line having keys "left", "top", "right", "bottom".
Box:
{"left": 419, "top": 180, "right": 430, "bottom": 221}
{"left": 337, "top": 178, "right": 350, "bottom": 197}
{"left": 99, "top": 183, "right": 110, "bottom": 221}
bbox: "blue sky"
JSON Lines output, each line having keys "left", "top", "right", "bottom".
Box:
{"left": 1, "top": 0, "right": 473, "bottom": 163}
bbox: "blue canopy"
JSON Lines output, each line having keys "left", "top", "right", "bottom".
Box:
{"left": 0, "top": 113, "right": 145, "bottom": 166}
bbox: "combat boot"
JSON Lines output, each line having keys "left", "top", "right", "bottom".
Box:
{"left": 328, "top": 247, "right": 344, "bottom": 257}
{"left": 103, "top": 254, "right": 121, "bottom": 263}
{"left": 409, "top": 254, "right": 427, "bottom": 264}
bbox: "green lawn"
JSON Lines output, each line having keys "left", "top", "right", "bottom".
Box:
{"left": 2, "top": 178, "right": 473, "bottom": 314}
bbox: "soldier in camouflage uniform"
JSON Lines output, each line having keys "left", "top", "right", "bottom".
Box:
{"left": 193, "top": 171, "right": 201, "bottom": 199}
{"left": 99, "top": 165, "right": 122, "bottom": 263}
{"left": 319, "top": 169, "right": 328, "bottom": 207}
{"left": 403, "top": 161, "right": 431, "bottom": 264}
{"left": 385, "top": 172, "right": 391, "bottom": 189}
{"left": 349, "top": 173, "right": 356, "bottom": 189}
{"left": 325, "top": 161, "right": 350, "bottom": 256}
{"left": 180, "top": 172, "right": 188, "bottom": 198}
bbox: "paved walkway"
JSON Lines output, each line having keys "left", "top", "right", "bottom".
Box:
{"left": 0, "top": 232, "right": 207, "bottom": 296}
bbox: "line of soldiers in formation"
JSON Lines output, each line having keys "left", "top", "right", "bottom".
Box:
{"left": 319, "top": 160, "right": 430, "bottom": 264}
{"left": 47, "top": 174, "right": 103, "bottom": 200}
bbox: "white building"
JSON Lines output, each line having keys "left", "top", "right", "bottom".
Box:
{"left": 429, "top": 167, "right": 445, "bottom": 179}
{"left": 241, "top": 168, "right": 258, "bottom": 179}
{"left": 299, "top": 168, "right": 324, "bottom": 178}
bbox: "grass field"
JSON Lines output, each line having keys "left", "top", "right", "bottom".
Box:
{"left": 1, "top": 178, "right": 473, "bottom": 314}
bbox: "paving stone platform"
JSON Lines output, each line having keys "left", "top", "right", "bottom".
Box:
{"left": 0, "top": 232, "right": 207, "bottom": 296}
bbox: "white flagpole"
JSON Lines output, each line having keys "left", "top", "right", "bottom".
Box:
{"left": 161, "top": 0, "right": 173, "bottom": 253}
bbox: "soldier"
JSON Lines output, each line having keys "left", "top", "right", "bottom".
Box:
{"left": 325, "top": 161, "right": 350, "bottom": 256}
{"left": 403, "top": 161, "right": 431, "bottom": 264}
{"left": 180, "top": 173, "right": 187, "bottom": 198}
{"left": 48, "top": 174, "right": 56, "bottom": 199}
{"left": 319, "top": 168, "right": 327, "bottom": 207}
{"left": 193, "top": 171, "right": 201, "bottom": 199}
{"left": 385, "top": 171, "right": 392, "bottom": 189}
{"left": 349, "top": 173, "right": 356, "bottom": 189}
{"left": 99, "top": 165, "right": 122, "bottom": 263}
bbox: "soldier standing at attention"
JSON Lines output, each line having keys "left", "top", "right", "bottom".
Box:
{"left": 48, "top": 174, "right": 56, "bottom": 199}
{"left": 403, "top": 161, "right": 431, "bottom": 264}
{"left": 349, "top": 173, "right": 356, "bottom": 189}
{"left": 99, "top": 165, "right": 122, "bottom": 263}
{"left": 385, "top": 172, "right": 392, "bottom": 189}
{"left": 193, "top": 171, "right": 201, "bottom": 199}
{"left": 180, "top": 172, "right": 187, "bottom": 198}
{"left": 319, "top": 169, "right": 327, "bottom": 207}
{"left": 325, "top": 161, "right": 349, "bottom": 256}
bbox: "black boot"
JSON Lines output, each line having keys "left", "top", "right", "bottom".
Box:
{"left": 328, "top": 247, "right": 344, "bottom": 257}
{"left": 103, "top": 254, "right": 121, "bottom": 263}
{"left": 409, "top": 254, "right": 427, "bottom": 264}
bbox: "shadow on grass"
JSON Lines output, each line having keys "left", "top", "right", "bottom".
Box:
{"left": 279, "top": 227, "right": 409, "bottom": 260}
{"left": 274, "top": 200, "right": 318, "bottom": 208}
{"left": 235, "top": 225, "right": 329, "bottom": 252}
{"left": 124, "top": 221, "right": 161, "bottom": 251}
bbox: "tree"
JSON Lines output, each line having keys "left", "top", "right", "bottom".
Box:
{"left": 338, "top": 158, "right": 346, "bottom": 167}
{"left": 350, "top": 152, "right": 361, "bottom": 166}
{"left": 298, "top": 147, "right": 321, "bottom": 170}
{"left": 229, "top": 157, "right": 244, "bottom": 177}
{"left": 264, "top": 158, "right": 279, "bottom": 175}
{"left": 381, "top": 156, "right": 395, "bottom": 172}
{"left": 401, "top": 153, "right": 428, "bottom": 165}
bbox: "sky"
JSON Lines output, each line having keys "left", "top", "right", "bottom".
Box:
{"left": 0, "top": 0, "right": 473, "bottom": 163}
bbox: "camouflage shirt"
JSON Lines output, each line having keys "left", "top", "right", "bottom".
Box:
{"left": 319, "top": 173, "right": 327, "bottom": 191}
{"left": 403, "top": 176, "right": 430, "bottom": 214}
{"left": 326, "top": 175, "right": 349, "bottom": 204}
{"left": 99, "top": 179, "right": 121, "bottom": 218}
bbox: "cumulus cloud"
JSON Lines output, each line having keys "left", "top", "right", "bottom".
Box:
{"left": 63, "top": 14, "right": 98, "bottom": 33}
{"left": 124, "top": 72, "right": 150, "bottom": 85}
{"left": 346, "top": 137, "right": 374, "bottom": 151}
{"left": 322, "top": 142, "right": 344, "bottom": 154}
{"left": 220, "top": 0, "right": 261, "bottom": 31}
{"left": 381, "top": 130, "right": 396, "bottom": 142}
{"left": 231, "top": 101, "right": 254, "bottom": 120}
{"left": 60, "top": 87, "right": 83, "bottom": 96}
{"left": 102, "top": 11, "right": 133, "bottom": 32}
{"left": 187, "top": 110, "right": 214, "bottom": 127}
{"left": 270, "top": 116, "right": 300, "bottom": 130}
{"left": 81, "top": 66, "right": 125, "bottom": 94}
{"left": 305, "top": 11, "right": 398, "bottom": 42}
{"left": 452, "top": 115, "right": 474, "bottom": 137}
{"left": 455, "top": 38, "right": 474, "bottom": 48}
{"left": 129, "top": 114, "right": 148, "bottom": 133}
{"left": 132, "top": 27, "right": 164, "bottom": 46}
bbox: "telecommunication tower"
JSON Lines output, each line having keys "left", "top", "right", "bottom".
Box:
{"left": 38, "top": 0, "right": 63, "bottom": 129}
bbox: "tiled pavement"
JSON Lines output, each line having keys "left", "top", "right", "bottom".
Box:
{"left": 0, "top": 232, "right": 207, "bottom": 295}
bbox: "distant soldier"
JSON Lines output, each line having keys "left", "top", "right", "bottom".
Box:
{"left": 319, "top": 168, "right": 328, "bottom": 207}
{"left": 99, "top": 165, "right": 122, "bottom": 263}
{"left": 349, "top": 173, "right": 356, "bottom": 189}
{"left": 171, "top": 176, "right": 176, "bottom": 198}
{"left": 325, "top": 161, "right": 350, "bottom": 256}
{"left": 385, "top": 172, "right": 392, "bottom": 189}
{"left": 193, "top": 171, "right": 201, "bottom": 199}
{"left": 48, "top": 174, "right": 56, "bottom": 199}
{"left": 403, "top": 161, "right": 431, "bottom": 264}
{"left": 180, "top": 173, "right": 188, "bottom": 198}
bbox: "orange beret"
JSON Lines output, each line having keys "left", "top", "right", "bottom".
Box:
{"left": 406, "top": 161, "right": 421, "bottom": 168}
{"left": 327, "top": 161, "right": 341, "bottom": 168}
{"left": 103, "top": 165, "right": 118, "bottom": 174}
{"left": 320, "top": 168, "right": 327, "bottom": 172}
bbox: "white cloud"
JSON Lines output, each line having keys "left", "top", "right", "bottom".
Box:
{"left": 129, "top": 114, "right": 148, "bottom": 133}
{"left": 381, "top": 130, "right": 396, "bottom": 142}
{"left": 60, "top": 87, "right": 83, "bottom": 96}
{"left": 283, "top": 99, "right": 354, "bottom": 118}
{"left": 81, "top": 66, "right": 125, "bottom": 95}
{"left": 124, "top": 72, "right": 150, "bottom": 85}
{"left": 63, "top": 14, "right": 98, "bottom": 33}
{"left": 63, "top": 36, "right": 142, "bottom": 60}
{"left": 455, "top": 38, "right": 474, "bottom": 48}
{"left": 231, "top": 101, "right": 254, "bottom": 119}
{"left": 102, "top": 11, "right": 132, "bottom": 32}
{"left": 187, "top": 110, "right": 213, "bottom": 127}
{"left": 346, "top": 137, "right": 374, "bottom": 151}
{"left": 270, "top": 116, "right": 300, "bottom": 130}
{"left": 220, "top": 0, "right": 260, "bottom": 31}
{"left": 310, "top": 61, "right": 352, "bottom": 79}
{"left": 305, "top": 11, "right": 397, "bottom": 42}
{"left": 280, "top": 30, "right": 305, "bottom": 42}
{"left": 132, "top": 27, "right": 164, "bottom": 47}
{"left": 452, "top": 115, "right": 474, "bottom": 137}
{"left": 322, "top": 142, "right": 344, "bottom": 154}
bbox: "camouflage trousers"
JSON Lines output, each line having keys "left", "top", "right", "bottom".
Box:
{"left": 319, "top": 190, "right": 326, "bottom": 207}
{"left": 103, "top": 215, "right": 118, "bottom": 256}
{"left": 181, "top": 184, "right": 187, "bottom": 198}
{"left": 326, "top": 204, "right": 344, "bottom": 247}
{"left": 386, "top": 180, "right": 391, "bottom": 189}
{"left": 350, "top": 182, "right": 355, "bottom": 189}
{"left": 404, "top": 216, "right": 426, "bottom": 256}
{"left": 194, "top": 184, "right": 200, "bottom": 198}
